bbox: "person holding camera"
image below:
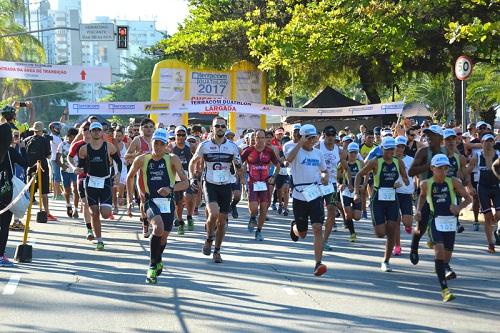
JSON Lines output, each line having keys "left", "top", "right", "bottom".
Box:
{"left": 25, "top": 121, "right": 56, "bottom": 221}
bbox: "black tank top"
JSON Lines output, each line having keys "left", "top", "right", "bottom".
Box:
{"left": 405, "top": 141, "right": 418, "bottom": 158}
{"left": 86, "top": 142, "right": 110, "bottom": 177}
{"left": 172, "top": 144, "right": 192, "bottom": 171}
{"left": 447, "top": 154, "right": 459, "bottom": 178}
{"left": 146, "top": 157, "right": 172, "bottom": 199}
{"left": 346, "top": 161, "right": 362, "bottom": 186}
{"left": 378, "top": 160, "right": 399, "bottom": 188}
{"left": 478, "top": 152, "right": 499, "bottom": 188}
{"left": 430, "top": 181, "right": 453, "bottom": 217}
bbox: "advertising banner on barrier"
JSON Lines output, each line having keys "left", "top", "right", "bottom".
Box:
{"left": 0, "top": 60, "right": 111, "bottom": 84}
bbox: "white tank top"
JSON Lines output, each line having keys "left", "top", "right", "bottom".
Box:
{"left": 319, "top": 141, "right": 340, "bottom": 183}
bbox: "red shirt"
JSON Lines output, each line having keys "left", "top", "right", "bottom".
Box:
{"left": 69, "top": 140, "right": 87, "bottom": 179}
{"left": 271, "top": 138, "right": 282, "bottom": 151}
{"left": 241, "top": 146, "right": 279, "bottom": 182}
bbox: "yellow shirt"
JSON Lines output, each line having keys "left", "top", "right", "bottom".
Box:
{"left": 360, "top": 143, "right": 377, "bottom": 159}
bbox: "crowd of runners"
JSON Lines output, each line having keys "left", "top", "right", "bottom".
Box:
{"left": 1, "top": 107, "right": 499, "bottom": 302}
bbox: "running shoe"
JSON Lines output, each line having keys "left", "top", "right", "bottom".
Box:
{"left": 457, "top": 222, "right": 465, "bottom": 233}
{"left": 231, "top": 205, "right": 239, "bottom": 219}
{"left": 86, "top": 229, "right": 95, "bottom": 241}
{"left": 143, "top": 224, "right": 151, "bottom": 238}
{"left": 200, "top": 202, "right": 206, "bottom": 208}
{"left": 0, "top": 255, "right": 14, "bottom": 267}
{"left": 146, "top": 266, "right": 158, "bottom": 284}
{"left": 96, "top": 242, "right": 105, "bottom": 251}
{"left": 72, "top": 210, "right": 79, "bottom": 219}
{"left": 323, "top": 242, "right": 332, "bottom": 251}
{"left": 441, "top": 288, "right": 456, "bottom": 302}
{"left": 47, "top": 214, "right": 58, "bottom": 221}
{"left": 202, "top": 239, "right": 213, "bottom": 256}
{"left": 255, "top": 230, "right": 264, "bottom": 241}
{"left": 213, "top": 252, "right": 223, "bottom": 263}
{"left": 271, "top": 203, "right": 277, "bottom": 211}
{"left": 283, "top": 209, "right": 289, "bottom": 217}
{"left": 349, "top": 233, "right": 357, "bottom": 243}
{"left": 66, "top": 206, "right": 73, "bottom": 218}
{"left": 113, "top": 206, "right": 119, "bottom": 215}
{"left": 278, "top": 205, "right": 283, "bottom": 215}
{"left": 247, "top": 217, "right": 257, "bottom": 233}
{"left": 174, "top": 218, "right": 180, "bottom": 227}
{"left": 314, "top": 262, "right": 327, "bottom": 277}
{"left": 362, "top": 211, "right": 368, "bottom": 219}
{"left": 404, "top": 226, "right": 412, "bottom": 234}
{"left": 332, "top": 224, "right": 338, "bottom": 232}
{"left": 427, "top": 241, "right": 434, "bottom": 249}
{"left": 410, "top": 250, "right": 419, "bottom": 265}
{"left": 290, "top": 221, "right": 299, "bottom": 242}
{"left": 494, "top": 230, "right": 500, "bottom": 246}
{"left": 381, "top": 261, "right": 393, "bottom": 272}
{"left": 445, "top": 266, "right": 457, "bottom": 280}
{"left": 472, "top": 222, "right": 480, "bottom": 231}
{"left": 187, "top": 216, "right": 194, "bottom": 231}
{"left": 487, "top": 244, "right": 495, "bottom": 254}
{"left": 156, "top": 262, "right": 164, "bottom": 277}
{"left": 392, "top": 245, "right": 401, "bottom": 256}
{"left": 177, "top": 222, "right": 185, "bottom": 235}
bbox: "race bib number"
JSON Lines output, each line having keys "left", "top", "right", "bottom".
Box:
{"left": 319, "top": 183, "right": 335, "bottom": 196}
{"left": 253, "top": 181, "right": 268, "bottom": 192}
{"left": 302, "top": 184, "right": 321, "bottom": 202}
{"left": 152, "top": 198, "right": 171, "bottom": 214}
{"left": 213, "top": 170, "right": 230, "bottom": 183}
{"left": 473, "top": 172, "right": 479, "bottom": 182}
{"left": 342, "top": 188, "right": 355, "bottom": 198}
{"left": 434, "top": 215, "right": 457, "bottom": 232}
{"left": 279, "top": 167, "right": 289, "bottom": 176}
{"left": 378, "top": 187, "right": 396, "bottom": 201}
{"left": 88, "top": 176, "right": 105, "bottom": 189}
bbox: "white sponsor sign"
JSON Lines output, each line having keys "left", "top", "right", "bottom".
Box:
{"left": 235, "top": 70, "right": 263, "bottom": 103}
{"left": 0, "top": 61, "right": 111, "bottom": 84}
{"left": 158, "top": 68, "right": 186, "bottom": 101}
{"left": 189, "top": 71, "right": 231, "bottom": 99}
{"left": 79, "top": 23, "right": 115, "bottom": 41}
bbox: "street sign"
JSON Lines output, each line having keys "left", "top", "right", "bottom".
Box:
{"left": 0, "top": 61, "right": 112, "bottom": 84}
{"left": 455, "top": 55, "right": 473, "bottom": 81}
{"left": 79, "top": 23, "right": 115, "bottom": 41}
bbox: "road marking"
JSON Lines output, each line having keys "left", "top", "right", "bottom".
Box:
{"left": 282, "top": 287, "right": 297, "bottom": 295}
{"left": 2, "top": 274, "right": 21, "bottom": 295}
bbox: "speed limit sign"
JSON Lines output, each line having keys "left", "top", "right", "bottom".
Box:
{"left": 455, "top": 55, "right": 473, "bottom": 80}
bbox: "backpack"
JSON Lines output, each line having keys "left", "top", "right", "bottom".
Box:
{"left": 25, "top": 135, "right": 47, "bottom": 168}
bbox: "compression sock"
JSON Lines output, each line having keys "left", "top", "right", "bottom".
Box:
{"left": 86, "top": 223, "right": 92, "bottom": 230}
{"left": 157, "top": 242, "right": 167, "bottom": 262}
{"left": 230, "top": 198, "right": 240, "bottom": 207}
{"left": 150, "top": 235, "right": 161, "bottom": 266}
{"left": 411, "top": 232, "right": 422, "bottom": 251}
{"left": 346, "top": 219, "right": 355, "bottom": 234}
{"left": 435, "top": 259, "right": 447, "bottom": 290}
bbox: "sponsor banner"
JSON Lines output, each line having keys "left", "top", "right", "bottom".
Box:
{"left": 235, "top": 70, "right": 263, "bottom": 104}
{"left": 236, "top": 113, "right": 262, "bottom": 137}
{"left": 158, "top": 68, "right": 186, "bottom": 101}
{"left": 157, "top": 113, "right": 185, "bottom": 128}
{"left": 283, "top": 102, "right": 404, "bottom": 118}
{"left": 190, "top": 71, "right": 231, "bottom": 99}
{"left": 0, "top": 60, "right": 111, "bottom": 84}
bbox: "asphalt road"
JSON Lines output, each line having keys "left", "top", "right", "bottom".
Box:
{"left": 1, "top": 199, "right": 499, "bottom": 333}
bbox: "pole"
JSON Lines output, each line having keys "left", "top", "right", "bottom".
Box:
{"left": 37, "top": 161, "right": 43, "bottom": 211}
{"left": 0, "top": 27, "right": 79, "bottom": 39}
{"left": 461, "top": 80, "right": 467, "bottom": 133}
{"left": 22, "top": 176, "right": 37, "bottom": 244}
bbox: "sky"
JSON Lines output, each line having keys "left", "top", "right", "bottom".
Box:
{"left": 48, "top": 0, "right": 189, "bottom": 34}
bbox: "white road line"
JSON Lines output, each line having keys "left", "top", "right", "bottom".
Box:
{"left": 2, "top": 274, "right": 22, "bottom": 295}
{"left": 282, "top": 286, "right": 297, "bottom": 295}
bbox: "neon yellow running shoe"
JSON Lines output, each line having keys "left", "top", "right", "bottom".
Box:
{"left": 442, "top": 288, "right": 455, "bottom": 302}
{"left": 146, "top": 266, "right": 158, "bottom": 284}
{"left": 427, "top": 241, "right": 434, "bottom": 249}
{"left": 156, "top": 262, "right": 164, "bottom": 276}
{"left": 96, "top": 242, "right": 104, "bottom": 251}
{"left": 350, "top": 233, "right": 357, "bottom": 243}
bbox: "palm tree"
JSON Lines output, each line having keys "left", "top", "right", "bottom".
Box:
{"left": 466, "top": 63, "right": 500, "bottom": 122}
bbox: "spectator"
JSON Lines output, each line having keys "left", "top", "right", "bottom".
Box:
{"left": 25, "top": 121, "right": 56, "bottom": 221}
{"left": 49, "top": 122, "right": 63, "bottom": 200}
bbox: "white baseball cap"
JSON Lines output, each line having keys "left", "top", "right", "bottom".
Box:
{"left": 342, "top": 135, "right": 354, "bottom": 143}
{"left": 174, "top": 125, "right": 187, "bottom": 134}
{"left": 423, "top": 124, "right": 444, "bottom": 136}
{"left": 476, "top": 121, "right": 492, "bottom": 130}
{"left": 299, "top": 124, "right": 317, "bottom": 137}
{"left": 443, "top": 128, "right": 457, "bottom": 139}
{"left": 347, "top": 142, "right": 359, "bottom": 152}
{"left": 381, "top": 137, "right": 396, "bottom": 149}
{"left": 395, "top": 136, "right": 408, "bottom": 146}
{"left": 481, "top": 133, "right": 495, "bottom": 141}
{"left": 381, "top": 129, "right": 393, "bottom": 137}
{"left": 89, "top": 122, "right": 103, "bottom": 131}
{"left": 462, "top": 132, "right": 471, "bottom": 138}
{"left": 431, "top": 154, "right": 450, "bottom": 167}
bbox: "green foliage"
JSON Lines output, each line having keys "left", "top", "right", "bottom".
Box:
{"left": 101, "top": 56, "right": 158, "bottom": 102}
{"left": 27, "top": 81, "right": 82, "bottom": 122}
{"left": 466, "top": 63, "right": 500, "bottom": 117}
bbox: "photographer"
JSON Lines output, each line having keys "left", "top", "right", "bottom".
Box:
{"left": 25, "top": 121, "right": 56, "bottom": 221}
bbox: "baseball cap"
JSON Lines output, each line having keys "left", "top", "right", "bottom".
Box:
{"left": 381, "top": 129, "right": 393, "bottom": 137}
{"left": 481, "top": 133, "right": 495, "bottom": 141}
{"left": 292, "top": 124, "right": 301, "bottom": 131}
{"left": 30, "top": 121, "right": 44, "bottom": 132}
{"left": 152, "top": 128, "right": 168, "bottom": 143}
{"left": 347, "top": 142, "right": 359, "bottom": 152}
{"left": 395, "top": 136, "right": 408, "bottom": 146}
{"left": 476, "top": 121, "right": 492, "bottom": 130}
{"left": 462, "top": 132, "right": 471, "bottom": 139}
{"left": 342, "top": 135, "right": 353, "bottom": 143}
{"left": 299, "top": 124, "right": 317, "bottom": 137}
{"left": 167, "top": 131, "right": 175, "bottom": 140}
{"left": 443, "top": 128, "right": 457, "bottom": 139}
{"left": 381, "top": 137, "right": 396, "bottom": 149}
{"left": 423, "top": 124, "right": 444, "bottom": 136}
{"left": 89, "top": 122, "right": 103, "bottom": 131}
{"left": 431, "top": 154, "right": 450, "bottom": 167}
{"left": 275, "top": 128, "right": 284, "bottom": 135}
{"left": 374, "top": 127, "right": 381, "bottom": 135}
{"left": 323, "top": 125, "right": 336, "bottom": 135}
{"left": 174, "top": 125, "right": 187, "bottom": 134}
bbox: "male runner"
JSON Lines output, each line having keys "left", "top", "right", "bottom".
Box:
{"left": 78, "top": 122, "right": 122, "bottom": 250}
{"left": 416, "top": 154, "right": 471, "bottom": 302}
{"left": 286, "top": 124, "right": 329, "bottom": 276}
{"left": 127, "top": 128, "right": 188, "bottom": 283}
{"left": 241, "top": 129, "right": 280, "bottom": 241}
{"left": 354, "top": 137, "right": 409, "bottom": 272}
{"left": 189, "top": 117, "right": 242, "bottom": 263}
{"left": 125, "top": 118, "right": 154, "bottom": 237}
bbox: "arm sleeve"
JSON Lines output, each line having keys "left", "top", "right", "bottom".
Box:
{"left": 240, "top": 147, "right": 250, "bottom": 162}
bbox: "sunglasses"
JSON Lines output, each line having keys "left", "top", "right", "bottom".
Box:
{"left": 83, "top": 128, "right": 89, "bottom": 132}
{"left": 457, "top": 133, "right": 463, "bottom": 136}
{"left": 214, "top": 124, "right": 227, "bottom": 129}
{"left": 325, "top": 133, "right": 336, "bottom": 137}
{"left": 407, "top": 134, "right": 415, "bottom": 137}
{"left": 176, "top": 133, "right": 186, "bottom": 137}
{"left": 142, "top": 125, "right": 155, "bottom": 129}
{"left": 478, "top": 126, "right": 487, "bottom": 130}
{"left": 265, "top": 135, "right": 273, "bottom": 138}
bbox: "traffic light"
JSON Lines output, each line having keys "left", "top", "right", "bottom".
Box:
{"left": 117, "top": 25, "right": 128, "bottom": 49}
